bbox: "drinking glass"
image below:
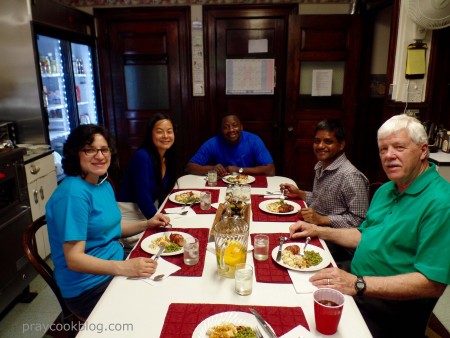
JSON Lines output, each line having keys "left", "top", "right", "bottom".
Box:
{"left": 253, "top": 234, "right": 269, "bottom": 261}
{"left": 240, "top": 184, "right": 251, "bottom": 201}
{"left": 234, "top": 263, "right": 253, "bottom": 295}
{"left": 200, "top": 191, "right": 211, "bottom": 210}
{"left": 183, "top": 237, "right": 199, "bottom": 265}
{"left": 207, "top": 170, "right": 217, "bottom": 186}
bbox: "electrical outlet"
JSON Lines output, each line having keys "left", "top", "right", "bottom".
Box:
{"left": 404, "top": 82, "right": 423, "bottom": 102}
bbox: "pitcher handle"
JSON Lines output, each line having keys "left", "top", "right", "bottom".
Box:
{"left": 219, "top": 241, "right": 228, "bottom": 271}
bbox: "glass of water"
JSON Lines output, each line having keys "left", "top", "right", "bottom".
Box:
{"left": 253, "top": 234, "right": 269, "bottom": 261}
{"left": 234, "top": 263, "right": 253, "bottom": 296}
{"left": 207, "top": 170, "right": 217, "bottom": 186}
{"left": 183, "top": 237, "right": 199, "bottom": 265}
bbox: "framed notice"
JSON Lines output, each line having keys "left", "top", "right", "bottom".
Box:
{"left": 226, "top": 59, "right": 275, "bottom": 95}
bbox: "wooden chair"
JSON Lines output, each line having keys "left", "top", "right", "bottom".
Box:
{"left": 22, "top": 215, "right": 83, "bottom": 335}
{"left": 369, "top": 181, "right": 384, "bottom": 202}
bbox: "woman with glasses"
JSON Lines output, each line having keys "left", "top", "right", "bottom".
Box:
{"left": 118, "top": 113, "right": 176, "bottom": 219}
{"left": 45, "top": 124, "right": 170, "bottom": 319}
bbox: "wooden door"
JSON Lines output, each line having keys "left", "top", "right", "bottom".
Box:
{"left": 284, "top": 15, "right": 362, "bottom": 190}
{"left": 95, "top": 8, "right": 191, "bottom": 181}
{"left": 204, "top": 5, "right": 298, "bottom": 174}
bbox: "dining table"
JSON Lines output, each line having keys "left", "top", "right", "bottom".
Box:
{"left": 76, "top": 175, "right": 372, "bottom": 337}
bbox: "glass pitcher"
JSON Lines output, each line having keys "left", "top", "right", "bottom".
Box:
{"left": 214, "top": 217, "right": 249, "bottom": 278}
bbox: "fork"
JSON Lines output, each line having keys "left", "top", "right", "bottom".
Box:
{"left": 254, "top": 326, "right": 263, "bottom": 338}
{"left": 300, "top": 236, "right": 311, "bottom": 256}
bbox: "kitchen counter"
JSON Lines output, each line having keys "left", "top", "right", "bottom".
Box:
{"left": 429, "top": 150, "right": 450, "bottom": 183}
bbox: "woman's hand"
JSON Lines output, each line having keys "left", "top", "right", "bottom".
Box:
{"left": 122, "top": 257, "right": 158, "bottom": 278}
{"left": 146, "top": 213, "right": 170, "bottom": 228}
{"left": 309, "top": 267, "right": 357, "bottom": 296}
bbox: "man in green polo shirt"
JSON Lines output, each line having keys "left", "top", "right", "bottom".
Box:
{"left": 289, "top": 114, "right": 450, "bottom": 338}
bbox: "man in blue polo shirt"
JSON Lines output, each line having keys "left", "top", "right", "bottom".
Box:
{"left": 289, "top": 114, "right": 450, "bottom": 338}
{"left": 186, "top": 113, "right": 275, "bottom": 177}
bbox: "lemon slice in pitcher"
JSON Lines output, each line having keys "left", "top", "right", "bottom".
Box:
{"left": 223, "top": 241, "right": 246, "bottom": 266}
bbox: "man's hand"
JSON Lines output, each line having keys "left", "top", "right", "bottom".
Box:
{"left": 213, "top": 164, "right": 228, "bottom": 177}
{"left": 309, "top": 267, "right": 357, "bottom": 296}
{"left": 301, "top": 208, "right": 329, "bottom": 226}
{"left": 289, "top": 220, "right": 319, "bottom": 239}
{"left": 280, "top": 183, "right": 306, "bottom": 200}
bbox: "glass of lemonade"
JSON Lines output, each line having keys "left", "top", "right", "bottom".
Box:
{"left": 214, "top": 217, "right": 249, "bottom": 278}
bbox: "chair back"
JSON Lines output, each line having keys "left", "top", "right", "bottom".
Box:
{"left": 22, "top": 215, "right": 75, "bottom": 322}
{"left": 369, "top": 181, "right": 384, "bottom": 202}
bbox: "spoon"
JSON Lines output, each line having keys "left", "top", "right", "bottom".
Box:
{"left": 152, "top": 274, "right": 165, "bottom": 281}
{"left": 165, "top": 211, "right": 188, "bottom": 215}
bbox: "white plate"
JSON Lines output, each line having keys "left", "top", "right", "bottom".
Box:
{"left": 222, "top": 174, "right": 256, "bottom": 184}
{"left": 258, "top": 199, "right": 301, "bottom": 215}
{"left": 271, "top": 243, "right": 331, "bottom": 272}
{"left": 192, "top": 311, "right": 273, "bottom": 338}
{"left": 168, "top": 190, "right": 202, "bottom": 205}
{"left": 140, "top": 231, "right": 193, "bottom": 256}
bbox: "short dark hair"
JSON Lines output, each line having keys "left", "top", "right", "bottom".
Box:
{"left": 315, "top": 119, "right": 346, "bottom": 142}
{"left": 62, "top": 124, "right": 117, "bottom": 177}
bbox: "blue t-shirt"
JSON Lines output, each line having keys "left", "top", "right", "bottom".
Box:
{"left": 118, "top": 148, "right": 170, "bottom": 218}
{"left": 46, "top": 176, "right": 123, "bottom": 298}
{"left": 189, "top": 131, "right": 273, "bottom": 168}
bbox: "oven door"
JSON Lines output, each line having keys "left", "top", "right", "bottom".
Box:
{"left": 0, "top": 204, "right": 34, "bottom": 313}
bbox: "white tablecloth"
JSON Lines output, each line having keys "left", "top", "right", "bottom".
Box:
{"left": 76, "top": 175, "right": 372, "bottom": 338}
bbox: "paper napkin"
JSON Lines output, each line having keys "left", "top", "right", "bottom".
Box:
{"left": 288, "top": 270, "right": 317, "bottom": 294}
{"left": 163, "top": 206, "right": 196, "bottom": 219}
{"left": 139, "top": 257, "right": 181, "bottom": 286}
{"left": 280, "top": 324, "right": 318, "bottom": 338}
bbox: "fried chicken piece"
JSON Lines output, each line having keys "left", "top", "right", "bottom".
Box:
{"left": 278, "top": 204, "right": 294, "bottom": 213}
{"left": 284, "top": 245, "right": 300, "bottom": 255}
{"left": 170, "top": 233, "right": 185, "bottom": 246}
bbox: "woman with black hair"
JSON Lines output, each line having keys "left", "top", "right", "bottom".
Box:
{"left": 45, "top": 124, "right": 170, "bottom": 319}
{"left": 118, "top": 113, "right": 176, "bottom": 218}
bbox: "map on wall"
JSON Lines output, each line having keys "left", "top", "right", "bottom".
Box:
{"left": 225, "top": 59, "right": 275, "bottom": 95}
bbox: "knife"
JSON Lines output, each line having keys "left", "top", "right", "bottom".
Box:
{"left": 153, "top": 245, "right": 165, "bottom": 261}
{"left": 276, "top": 236, "right": 286, "bottom": 261}
{"left": 249, "top": 308, "right": 278, "bottom": 338}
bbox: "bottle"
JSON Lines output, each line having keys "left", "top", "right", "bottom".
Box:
{"left": 442, "top": 131, "right": 450, "bottom": 153}
{"left": 42, "top": 86, "right": 49, "bottom": 108}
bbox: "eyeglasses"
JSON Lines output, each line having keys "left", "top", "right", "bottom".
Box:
{"left": 81, "top": 148, "right": 111, "bottom": 156}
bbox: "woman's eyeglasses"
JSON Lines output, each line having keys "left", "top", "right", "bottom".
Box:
{"left": 81, "top": 148, "right": 111, "bottom": 156}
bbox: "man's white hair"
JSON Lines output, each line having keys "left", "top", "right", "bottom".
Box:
{"left": 377, "top": 114, "right": 428, "bottom": 145}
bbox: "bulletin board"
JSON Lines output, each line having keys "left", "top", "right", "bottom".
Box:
{"left": 225, "top": 59, "right": 275, "bottom": 95}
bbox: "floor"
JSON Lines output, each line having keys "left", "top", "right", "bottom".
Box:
{"left": 0, "top": 262, "right": 60, "bottom": 338}
{"left": 0, "top": 267, "right": 449, "bottom": 338}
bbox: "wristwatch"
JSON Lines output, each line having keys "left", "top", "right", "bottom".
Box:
{"left": 238, "top": 167, "right": 244, "bottom": 174}
{"left": 355, "top": 276, "right": 366, "bottom": 296}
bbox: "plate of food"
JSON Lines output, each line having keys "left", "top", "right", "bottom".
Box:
{"left": 140, "top": 231, "right": 192, "bottom": 256}
{"left": 222, "top": 174, "right": 255, "bottom": 185}
{"left": 271, "top": 243, "right": 331, "bottom": 272}
{"left": 192, "top": 311, "right": 271, "bottom": 338}
{"left": 168, "top": 190, "right": 201, "bottom": 205}
{"left": 258, "top": 199, "right": 301, "bottom": 215}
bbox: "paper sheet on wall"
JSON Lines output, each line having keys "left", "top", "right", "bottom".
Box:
{"left": 226, "top": 59, "right": 275, "bottom": 95}
{"left": 312, "top": 69, "right": 332, "bottom": 96}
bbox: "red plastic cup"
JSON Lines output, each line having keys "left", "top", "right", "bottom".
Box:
{"left": 313, "top": 288, "right": 345, "bottom": 335}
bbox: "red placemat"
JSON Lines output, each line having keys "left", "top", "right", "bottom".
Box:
{"left": 251, "top": 233, "right": 327, "bottom": 283}
{"left": 160, "top": 303, "right": 309, "bottom": 338}
{"left": 209, "top": 175, "right": 268, "bottom": 188}
{"left": 129, "top": 227, "right": 209, "bottom": 277}
{"left": 162, "top": 189, "right": 220, "bottom": 214}
{"left": 251, "top": 195, "right": 307, "bottom": 222}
